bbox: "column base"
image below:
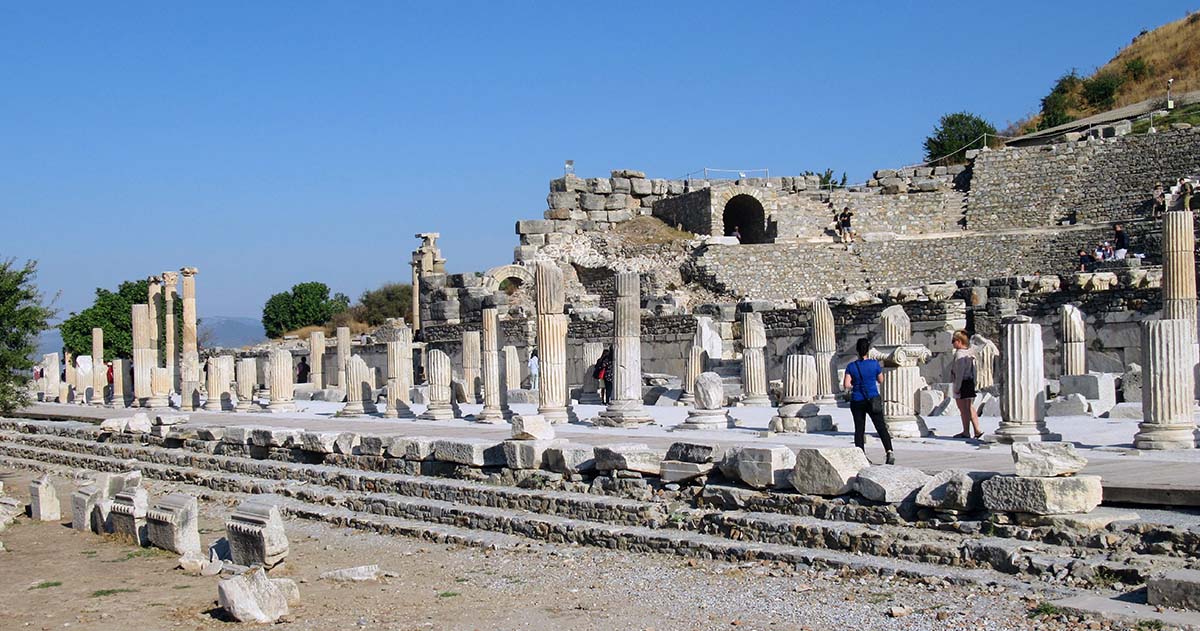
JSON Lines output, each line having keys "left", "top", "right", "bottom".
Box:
{"left": 473, "top": 407, "right": 511, "bottom": 423}
{"left": 594, "top": 400, "right": 654, "bottom": 427}
{"left": 266, "top": 402, "right": 297, "bottom": 413}
{"left": 769, "top": 414, "right": 836, "bottom": 433}
{"left": 674, "top": 408, "right": 733, "bottom": 431}
{"left": 1133, "top": 423, "right": 1197, "bottom": 449}
{"left": 883, "top": 415, "right": 930, "bottom": 439}
{"left": 538, "top": 406, "right": 577, "bottom": 424}
{"left": 741, "top": 394, "right": 771, "bottom": 407}
{"left": 419, "top": 403, "right": 457, "bottom": 421}
{"left": 576, "top": 392, "right": 603, "bottom": 405}
{"left": 381, "top": 406, "right": 417, "bottom": 419}
{"left": 988, "top": 421, "right": 1062, "bottom": 444}
{"left": 677, "top": 393, "right": 695, "bottom": 406}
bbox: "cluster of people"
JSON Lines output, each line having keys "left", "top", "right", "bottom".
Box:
{"left": 1152, "top": 179, "right": 1196, "bottom": 218}
{"left": 1078, "top": 224, "right": 1133, "bottom": 270}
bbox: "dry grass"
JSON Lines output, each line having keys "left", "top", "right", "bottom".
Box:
{"left": 281, "top": 319, "right": 370, "bottom": 340}
{"left": 611, "top": 215, "right": 695, "bottom": 246}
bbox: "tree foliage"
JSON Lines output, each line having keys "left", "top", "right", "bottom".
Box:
{"left": 261, "top": 282, "right": 349, "bottom": 338}
{"left": 356, "top": 283, "right": 412, "bottom": 326}
{"left": 59, "top": 278, "right": 184, "bottom": 361}
{"left": 923, "top": 112, "right": 998, "bottom": 166}
{"left": 1082, "top": 70, "right": 1125, "bottom": 109}
{"left": 802, "top": 169, "right": 847, "bottom": 189}
{"left": 0, "top": 259, "right": 55, "bottom": 414}
{"left": 1038, "top": 71, "right": 1082, "bottom": 130}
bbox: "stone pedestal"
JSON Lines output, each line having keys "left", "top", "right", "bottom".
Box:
{"left": 1060, "top": 304, "right": 1086, "bottom": 376}
{"left": 740, "top": 311, "right": 770, "bottom": 406}
{"left": 769, "top": 354, "right": 835, "bottom": 433}
{"left": 462, "top": 330, "right": 481, "bottom": 404}
{"left": 341, "top": 355, "right": 376, "bottom": 416}
{"left": 42, "top": 353, "right": 60, "bottom": 403}
{"left": 146, "top": 493, "right": 200, "bottom": 557}
{"left": 678, "top": 345, "right": 705, "bottom": 406}
{"left": 179, "top": 268, "right": 200, "bottom": 411}
{"left": 597, "top": 272, "right": 652, "bottom": 426}
{"left": 235, "top": 358, "right": 257, "bottom": 412}
{"left": 308, "top": 331, "right": 325, "bottom": 388}
{"left": 90, "top": 328, "right": 106, "bottom": 405}
{"left": 336, "top": 326, "right": 351, "bottom": 391}
{"left": 995, "top": 316, "right": 1060, "bottom": 443}
{"left": 132, "top": 304, "right": 153, "bottom": 407}
{"left": 476, "top": 302, "right": 510, "bottom": 422}
{"left": 535, "top": 261, "right": 574, "bottom": 423}
{"left": 577, "top": 341, "right": 604, "bottom": 404}
{"left": 811, "top": 298, "right": 837, "bottom": 402}
{"left": 147, "top": 367, "right": 171, "bottom": 408}
{"left": 420, "top": 349, "right": 456, "bottom": 420}
{"left": 226, "top": 501, "right": 289, "bottom": 569}
{"left": 382, "top": 326, "right": 416, "bottom": 419}
{"left": 873, "top": 306, "right": 931, "bottom": 438}
{"left": 676, "top": 372, "right": 732, "bottom": 430}
{"left": 1134, "top": 319, "right": 1197, "bottom": 449}
{"left": 267, "top": 349, "right": 295, "bottom": 412}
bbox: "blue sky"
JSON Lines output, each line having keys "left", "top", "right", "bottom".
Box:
{"left": 2, "top": 1, "right": 1194, "bottom": 319}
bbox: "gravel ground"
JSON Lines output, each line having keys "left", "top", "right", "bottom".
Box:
{"left": 0, "top": 469, "right": 1153, "bottom": 630}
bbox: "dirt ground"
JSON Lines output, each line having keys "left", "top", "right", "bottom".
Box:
{"left": 0, "top": 468, "right": 1118, "bottom": 631}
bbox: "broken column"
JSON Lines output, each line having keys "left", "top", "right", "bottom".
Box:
{"left": 597, "top": 272, "right": 652, "bottom": 426}
{"left": 676, "top": 372, "right": 733, "bottom": 430}
{"left": 810, "top": 297, "right": 837, "bottom": 402}
{"left": 147, "top": 275, "right": 162, "bottom": 373}
{"left": 226, "top": 501, "right": 289, "bottom": 569}
{"left": 111, "top": 358, "right": 130, "bottom": 407}
{"left": 410, "top": 254, "right": 422, "bottom": 333}
{"left": 308, "top": 330, "right": 325, "bottom": 388}
{"left": 179, "top": 267, "right": 200, "bottom": 411}
{"left": 146, "top": 493, "right": 201, "bottom": 557}
{"left": 678, "top": 345, "right": 706, "bottom": 406}
{"left": 132, "top": 304, "right": 154, "bottom": 407}
{"left": 577, "top": 341, "right": 604, "bottom": 404}
{"left": 161, "top": 271, "right": 178, "bottom": 393}
{"left": 43, "top": 353, "right": 60, "bottom": 402}
{"left": 461, "top": 330, "right": 481, "bottom": 404}
{"left": 90, "top": 328, "right": 106, "bottom": 405}
{"left": 235, "top": 357, "right": 257, "bottom": 412}
{"left": 1060, "top": 304, "right": 1086, "bottom": 376}
{"left": 267, "top": 349, "right": 295, "bottom": 412}
{"left": 382, "top": 326, "right": 416, "bottom": 419}
{"left": 335, "top": 326, "right": 351, "bottom": 390}
{"left": 535, "top": 261, "right": 573, "bottom": 423}
{"left": 341, "top": 355, "right": 376, "bottom": 416}
{"left": 147, "top": 367, "right": 171, "bottom": 408}
{"left": 476, "top": 299, "right": 510, "bottom": 422}
{"left": 770, "top": 354, "right": 834, "bottom": 433}
{"left": 501, "top": 345, "right": 520, "bottom": 394}
{"left": 203, "top": 356, "right": 234, "bottom": 411}
{"left": 740, "top": 311, "right": 770, "bottom": 406}
{"left": 420, "top": 349, "right": 456, "bottom": 420}
{"left": 971, "top": 334, "right": 1000, "bottom": 392}
{"left": 1162, "top": 207, "right": 1198, "bottom": 335}
{"left": 1134, "top": 319, "right": 1197, "bottom": 449}
{"left": 873, "top": 306, "right": 931, "bottom": 438}
{"left": 29, "top": 474, "right": 61, "bottom": 521}
{"left": 64, "top": 351, "right": 76, "bottom": 402}
{"left": 995, "top": 315, "right": 1060, "bottom": 443}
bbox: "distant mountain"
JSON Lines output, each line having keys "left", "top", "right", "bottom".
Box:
{"left": 36, "top": 328, "right": 63, "bottom": 358}
{"left": 201, "top": 316, "right": 266, "bottom": 349}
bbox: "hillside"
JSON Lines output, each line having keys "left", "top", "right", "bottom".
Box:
{"left": 1014, "top": 11, "right": 1200, "bottom": 133}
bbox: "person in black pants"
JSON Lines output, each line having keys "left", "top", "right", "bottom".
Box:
{"left": 842, "top": 337, "right": 895, "bottom": 465}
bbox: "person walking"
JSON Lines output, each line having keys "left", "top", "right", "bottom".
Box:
{"left": 593, "top": 348, "right": 613, "bottom": 404}
{"left": 842, "top": 337, "right": 894, "bottom": 464}
{"left": 838, "top": 206, "right": 854, "bottom": 244}
{"left": 527, "top": 350, "right": 540, "bottom": 391}
{"left": 296, "top": 356, "right": 311, "bottom": 384}
{"left": 949, "top": 330, "right": 982, "bottom": 439}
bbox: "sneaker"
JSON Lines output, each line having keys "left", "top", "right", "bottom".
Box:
{"left": 885, "top": 451, "right": 895, "bottom": 465}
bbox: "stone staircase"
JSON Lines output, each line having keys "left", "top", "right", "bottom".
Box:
{"left": 707, "top": 360, "right": 745, "bottom": 401}
{"left": 0, "top": 417, "right": 1192, "bottom": 596}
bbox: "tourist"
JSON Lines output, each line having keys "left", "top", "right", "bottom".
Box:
{"left": 1113, "top": 224, "right": 1128, "bottom": 259}
{"left": 841, "top": 337, "right": 894, "bottom": 464}
{"left": 1182, "top": 179, "right": 1195, "bottom": 212}
{"left": 296, "top": 357, "right": 311, "bottom": 384}
{"left": 838, "top": 206, "right": 854, "bottom": 244}
{"left": 731, "top": 226, "right": 742, "bottom": 242}
{"left": 527, "top": 350, "right": 539, "bottom": 390}
{"left": 1153, "top": 183, "right": 1166, "bottom": 217}
{"left": 593, "top": 348, "right": 613, "bottom": 404}
{"left": 1078, "top": 249, "right": 1093, "bottom": 271}
{"left": 949, "top": 330, "right": 982, "bottom": 439}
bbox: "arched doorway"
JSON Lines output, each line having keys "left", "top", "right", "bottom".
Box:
{"left": 723, "top": 194, "right": 766, "bottom": 243}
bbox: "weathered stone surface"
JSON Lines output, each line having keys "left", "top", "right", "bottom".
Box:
{"left": 1105, "top": 402, "right": 1143, "bottom": 420}
{"left": 387, "top": 436, "right": 436, "bottom": 460}
{"left": 665, "top": 442, "right": 720, "bottom": 464}
{"left": 1147, "top": 569, "right": 1200, "bottom": 611}
{"left": 333, "top": 432, "right": 361, "bottom": 455}
{"left": 854, "top": 465, "right": 931, "bottom": 503}
{"left": 147, "top": 493, "right": 201, "bottom": 556}
{"left": 29, "top": 474, "right": 61, "bottom": 521}
{"left": 915, "top": 469, "right": 991, "bottom": 511}
{"left": 981, "top": 475, "right": 1103, "bottom": 515}
{"left": 71, "top": 486, "right": 102, "bottom": 532}
{"left": 502, "top": 439, "right": 561, "bottom": 469}
{"left": 1011, "top": 442, "right": 1087, "bottom": 477}
{"left": 660, "top": 461, "right": 714, "bottom": 483}
{"left": 593, "top": 444, "right": 664, "bottom": 475}
{"left": 217, "top": 568, "right": 297, "bottom": 624}
{"left": 789, "top": 448, "right": 870, "bottom": 496}
{"left": 154, "top": 414, "right": 188, "bottom": 426}
{"left": 109, "top": 487, "right": 149, "bottom": 545}
{"left": 511, "top": 414, "right": 555, "bottom": 440}
{"left": 226, "top": 501, "right": 289, "bottom": 568}
{"left": 693, "top": 372, "right": 725, "bottom": 410}
{"left": 358, "top": 435, "right": 388, "bottom": 457}
{"left": 432, "top": 438, "right": 506, "bottom": 467}
{"left": 250, "top": 427, "right": 300, "bottom": 448}
{"left": 1045, "top": 393, "right": 1090, "bottom": 416}
{"left": 299, "top": 431, "right": 340, "bottom": 454}
{"left": 721, "top": 445, "right": 796, "bottom": 489}
{"left": 320, "top": 565, "right": 382, "bottom": 582}
{"left": 544, "top": 444, "right": 595, "bottom": 474}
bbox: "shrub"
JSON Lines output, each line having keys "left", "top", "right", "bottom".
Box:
{"left": 923, "top": 112, "right": 998, "bottom": 165}
{"left": 1038, "top": 70, "right": 1082, "bottom": 130}
{"left": 261, "top": 282, "right": 349, "bottom": 339}
{"left": 1124, "top": 57, "right": 1151, "bottom": 81}
{"left": 1082, "top": 70, "right": 1125, "bottom": 109}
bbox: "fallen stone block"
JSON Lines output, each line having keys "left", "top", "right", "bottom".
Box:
{"left": 29, "top": 474, "right": 61, "bottom": 521}
{"left": 217, "top": 567, "right": 298, "bottom": 624}
{"left": 147, "top": 493, "right": 201, "bottom": 557}
{"left": 916, "top": 469, "right": 991, "bottom": 512}
{"left": 387, "top": 436, "right": 436, "bottom": 460}
{"left": 432, "top": 438, "right": 507, "bottom": 467}
{"left": 320, "top": 565, "right": 383, "bottom": 582}
{"left": 1011, "top": 442, "right": 1087, "bottom": 477}
{"left": 249, "top": 427, "right": 300, "bottom": 448}
{"left": 511, "top": 414, "right": 555, "bottom": 440}
{"left": 109, "top": 487, "right": 150, "bottom": 546}
{"left": 544, "top": 444, "right": 595, "bottom": 474}
{"left": 981, "top": 475, "right": 1102, "bottom": 515}
{"left": 502, "top": 439, "right": 561, "bottom": 469}
{"left": 917, "top": 389, "right": 945, "bottom": 416}
{"left": 789, "top": 447, "right": 870, "bottom": 496}
{"left": 1060, "top": 373, "right": 1117, "bottom": 405}
{"left": 1147, "top": 569, "right": 1200, "bottom": 611}
{"left": 660, "top": 461, "right": 714, "bottom": 483}
{"left": 299, "top": 431, "right": 340, "bottom": 454}
{"left": 1104, "top": 402, "right": 1142, "bottom": 420}
{"left": 1045, "top": 393, "right": 1090, "bottom": 416}
{"left": 855, "top": 465, "right": 931, "bottom": 503}
{"left": 721, "top": 445, "right": 796, "bottom": 489}
{"left": 665, "top": 442, "right": 721, "bottom": 464}
{"left": 71, "top": 486, "right": 103, "bottom": 532}
{"left": 154, "top": 414, "right": 188, "bottom": 426}
{"left": 226, "top": 501, "right": 289, "bottom": 568}
{"left": 594, "top": 444, "right": 664, "bottom": 475}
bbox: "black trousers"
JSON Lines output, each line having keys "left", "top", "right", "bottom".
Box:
{"left": 849, "top": 397, "right": 893, "bottom": 452}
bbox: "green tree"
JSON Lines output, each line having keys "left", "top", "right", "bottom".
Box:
{"left": 1082, "top": 70, "right": 1125, "bottom": 110}
{"left": 357, "top": 283, "right": 413, "bottom": 326}
{"left": 261, "top": 282, "right": 349, "bottom": 338}
{"left": 923, "top": 112, "right": 998, "bottom": 166}
{"left": 0, "top": 259, "right": 55, "bottom": 414}
{"left": 59, "top": 279, "right": 184, "bottom": 361}
{"left": 1038, "top": 70, "right": 1082, "bottom": 130}
{"left": 803, "top": 168, "right": 847, "bottom": 188}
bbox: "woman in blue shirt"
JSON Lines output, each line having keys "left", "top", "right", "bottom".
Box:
{"left": 842, "top": 337, "right": 895, "bottom": 465}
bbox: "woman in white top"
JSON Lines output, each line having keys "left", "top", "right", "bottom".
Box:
{"left": 950, "top": 330, "right": 982, "bottom": 439}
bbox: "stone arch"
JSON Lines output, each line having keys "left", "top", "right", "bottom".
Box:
{"left": 722, "top": 194, "right": 767, "bottom": 243}
{"left": 483, "top": 264, "right": 535, "bottom": 293}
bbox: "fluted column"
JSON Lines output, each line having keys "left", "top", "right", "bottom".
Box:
{"left": 476, "top": 301, "right": 509, "bottom": 422}
{"left": 879, "top": 305, "right": 910, "bottom": 346}
{"left": 811, "top": 298, "right": 837, "bottom": 401}
{"left": 147, "top": 275, "right": 162, "bottom": 371}
{"left": 203, "top": 356, "right": 234, "bottom": 411}
{"left": 972, "top": 334, "right": 999, "bottom": 392}
{"left": 1060, "top": 304, "right": 1086, "bottom": 376}
{"left": 90, "top": 328, "right": 105, "bottom": 405}
{"left": 740, "top": 311, "right": 769, "bottom": 405}
{"left": 995, "top": 316, "right": 1059, "bottom": 443}
{"left": 1135, "top": 319, "right": 1197, "bottom": 449}
{"left": 598, "top": 272, "right": 652, "bottom": 426}
{"left": 341, "top": 355, "right": 377, "bottom": 416}
{"left": 462, "top": 330, "right": 481, "bottom": 404}
{"left": 179, "top": 268, "right": 200, "bottom": 411}
{"left": 1162, "top": 209, "right": 1198, "bottom": 332}
{"left": 678, "top": 346, "right": 706, "bottom": 405}
{"left": 535, "top": 261, "right": 573, "bottom": 423}
{"left": 43, "top": 353, "right": 60, "bottom": 402}
{"left": 148, "top": 367, "right": 170, "bottom": 408}
{"left": 336, "top": 326, "right": 351, "bottom": 391}
{"left": 781, "top": 354, "right": 816, "bottom": 404}
{"left": 578, "top": 341, "right": 604, "bottom": 404}
{"left": 111, "top": 358, "right": 129, "bottom": 407}
{"left": 420, "top": 349, "right": 455, "bottom": 420}
{"left": 161, "top": 271, "right": 178, "bottom": 392}
{"left": 267, "top": 349, "right": 295, "bottom": 412}
{"left": 132, "top": 304, "right": 153, "bottom": 406}
{"left": 308, "top": 331, "right": 325, "bottom": 388}
{"left": 501, "top": 345, "right": 520, "bottom": 394}
{"left": 235, "top": 357, "right": 257, "bottom": 412}
{"left": 383, "top": 327, "right": 416, "bottom": 419}
{"left": 410, "top": 257, "right": 421, "bottom": 333}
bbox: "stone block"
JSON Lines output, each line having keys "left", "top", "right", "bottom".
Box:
{"left": 660, "top": 461, "right": 714, "bottom": 483}
{"left": 387, "top": 436, "right": 436, "bottom": 460}
{"left": 610, "top": 177, "right": 631, "bottom": 193}
{"left": 721, "top": 445, "right": 796, "bottom": 489}
{"left": 916, "top": 469, "right": 991, "bottom": 512}
{"left": 1105, "top": 402, "right": 1142, "bottom": 420}
{"left": 665, "top": 442, "right": 721, "bottom": 464}
{"left": 1148, "top": 569, "right": 1200, "bottom": 611}
{"left": 507, "top": 389, "right": 537, "bottom": 404}
{"left": 358, "top": 435, "right": 388, "bottom": 457}
{"left": 516, "top": 219, "right": 554, "bottom": 235}
{"left": 147, "top": 493, "right": 201, "bottom": 557}
{"left": 981, "top": 475, "right": 1102, "bottom": 515}
{"left": 1011, "top": 443, "right": 1087, "bottom": 477}
{"left": 1046, "top": 393, "right": 1090, "bottom": 416}
{"left": 299, "top": 431, "right": 340, "bottom": 454}
{"left": 195, "top": 426, "right": 225, "bottom": 441}
{"left": 917, "top": 389, "right": 945, "bottom": 416}
{"left": 588, "top": 178, "right": 612, "bottom": 194}
{"left": 789, "top": 447, "right": 869, "bottom": 496}
{"left": 547, "top": 191, "right": 578, "bottom": 209}
{"left": 594, "top": 444, "right": 664, "bottom": 475}
{"left": 29, "top": 475, "right": 61, "bottom": 521}
{"left": 109, "top": 487, "right": 149, "bottom": 546}
{"left": 1121, "top": 363, "right": 1142, "bottom": 402}
{"left": 550, "top": 174, "right": 586, "bottom": 192}
{"left": 334, "top": 432, "right": 361, "bottom": 455}
{"left": 502, "top": 439, "right": 561, "bottom": 469}
{"left": 226, "top": 501, "right": 289, "bottom": 568}
{"left": 250, "top": 427, "right": 300, "bottom": 448}
{"left": 580, "top": 193, "right": 606, "bottom": 211}
{"left": 511, "top": 414, "right": 555, "bottom": 440}
{"left": 217, "top": 567, "right": 297, "bottom": 624}
{"left": 612, "top": 169, "right": 645, "bottom": 179}
{"left": 1059, "top": 373, "right": 1116, "bottom": 405}
{"left": 604, "top": 193, "right": 629, "bottom": 210}
{"left": 71, "top": 486, "right": 102, "bottom": 532}
{"left": 855, "top": 465, "right": 931, "bottom": 503}
{"left": 320, "top": 565, "right": 383, "bottom": 582}
{"left": 154, "top": 414, "right": 188, "bottom": 426}
{"left": 432, "top": 438, "right": 507, "bottom": 467}
{"left": 221, "top": 426, "right": 256, "bottom": 444}
{"left": 544, "top": 444, "right": 595, "bottom": 474}
{"left": 630, "top": 178, "right": 652, "bottom": 195}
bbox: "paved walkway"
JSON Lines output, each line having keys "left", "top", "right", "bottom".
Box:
{"left": 14, "top": 400, "right": 1200, "bottom": 507}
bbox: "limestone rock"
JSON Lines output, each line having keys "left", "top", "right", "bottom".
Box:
{"left": 721, "top": 445, "right": 796, "bottom": 489}
{"left": 502, "top": 439, "right": 560, "bottom": 469}
{"left": 125, "top": 412, "right": 153, "bottom": 434}
{"left": 299, "top": 431, "right": 340, "bottom": 454}
{"left": 1011, "top": 443, "right": 1087, "bottom": 477}
{"left": 665, "top": 442, "right": 720, "bottom": 464}
{"left": 593, "top": 444, "right": 664, "bottom": 475}
{"left": 225, "top": 501, "right": 289, "bottom": 569}
{"left": 981, "top": 475, "right": 1102, "bottom": 515}
{"left": 660, "top": 461, "right": 714, "bottom": 483}
{"left": 854, "top": 465, "right": 931, "bottom": 503}
{"left": 334, "top": 432, "right": 361, "bottom": 455}
{"left": 387, "top": 436, "right": 435, "bottom": 460}
{"left": 320, "top": 565, "right": 382, "bottom": 582}
{"left": 432, "top": 438, "right": 506, "bottom": 467}
{"left": 1148, "top": 569, "right": 1200, "bottom": 611}
{"left": 1105, "top": 402, "right": 1143, "bottom": 420}
{"left": 511, "top": 414, "right": 555, "bottom": 440}
{"left": 915, "top": 469, "right": 991, "bottom": 511}
{"left": 217, "top": 568, "right": 298, "bottom": 624}
{"left": 693, "top": 372, "right": 726, "bottom": 410}
{"left": 544, "top": 444, "right": 595, "bottom": 474}
{"left": 29, "top": 474, "right": 61, "bottom": 521}
{"left": 789, "top": 447, "right": 870, "bottom": 496}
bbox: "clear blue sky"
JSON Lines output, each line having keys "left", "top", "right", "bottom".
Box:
{"left": 3, "top": 1, "right": 1193, "bottom": 319}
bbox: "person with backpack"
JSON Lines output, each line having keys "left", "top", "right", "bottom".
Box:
{"left": 950, "top": 330, "right": 982, "bottom": 439}
{"left": 842, "top": 337, "right": 894, "bottom": 464}
{"left": 593, "top": 348, "right": 614, "bottom": 404}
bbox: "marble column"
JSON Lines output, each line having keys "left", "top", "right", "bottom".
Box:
{"left": 147, "top": 275, "right": 162, "bottom": 370}
{"left": 874, "top": 306, "right": 931, "bottom": 438}
{"left": 476, "top": 300, "right": 510, "bottom": 422}
{"left": 179, "top": 267, "right": 201, "bottom": 411}
{"left": 410, "top": 255, "right": 422, "bottom": 333}
{"left": 676, "top": 372, "right": 732, "bottom": 430}
{"left": 341, "top": 355, "right": 377, "bottom": 416}
{"left": 161, "top": 271, "right": 178, "bottom": 392}
{"left": 971, "top": 334, "right": 1000, "bottom": 392}
{"left": 879, "top": 305, "right": 909, "bottom": 346}
{"left": 203, "top": 356, "right": 234, "bottom": 411}
{"left": 266, "top": 349, "right": 296, "bottom": 412}
{"left": 64, "top": 351, "right": 77, "bottom": 403}
{"left": 1162, "top": 208, "right": 1198, "bottom": 333}
{"left": 383, "top": 327, "right": 416, "bottom": 419}
{"left": 148, "top": 367, "right": 171, "bottom": 408}
{"left": 336, "top": 326, "right": 351, "bottom": 391}
{"left": 1134, "top": 319, "right": 1196, "bottom": 449}
{"left": 678, "top": 346, "right": 706, "bottom": 406}
{"left": 770, "top": 353, "right": 833, "bottom": 433}
{"left": 1060, "top": 304, "right": 1086, "bottom": 376}
{"left": 501, "top": 345, "right": 521, "bottom": 394}
{"left": 90, "top": 328, "right": 105, "bottom": 405}
{"left": 598, "top": 272, "right": 652, "bottom": 426}
{"left": 111, "top": 358, "right": 130, "bottom": 407}
{"left": 235, "top": 357, "right": 257, "bottom": 412}
{"left": 308, "top": 331, "right": 325, "bottom": 388}
{"left": 462, "top": 330, "right": 481, "bottom": 404}
{"left": 535, "top": 261, "right": 573, "bottom": 423}
{"left": 420, "top": 349, "right": 456, "bottom": 420}
{"left": 740, "top": 311, "right": 770, "bottom": 406}
{"left": 577, "top": 341, "right": 604, "bottom": 404}
{"left": 43, "top": 353, "right": 60, "bottom": 402}
{"left": 810, "top": 297, "right": 837, "bottom": 402}
{"left": 132, "top": 304, "right": 153, "bottom": 407}
{"left": 994, "top": 316, "right": 1060, "bottom": 443}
